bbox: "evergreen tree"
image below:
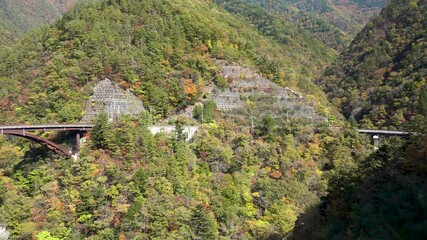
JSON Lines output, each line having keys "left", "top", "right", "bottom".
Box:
{"left": 256, "top": 114, "right": 277, "bottom": 141}
{"left": 194, "top": 101, "right": 217, "bottom": 123}
{"left": 133, "top": 168, "right": 148, "bottom": 197}
{"left": 174, "top": 121, "right": 187, "bottom": 143}
{"left": 90, "top": 113, "right": 112, "bottom": 149}
{"left": 0, "top": 179, "right": 6, "bottom": 205}
{"left": 190, "top": 205, "right": 219, "bottom": 240}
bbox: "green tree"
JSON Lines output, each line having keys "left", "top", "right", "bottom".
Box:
{"left": 256, "top": 115, "right": 277, "bottom": 141}
{"left": 36, "top": 231, "right": 60, "bottom": 240}
{"left": 193, "top": 101, "right": 216, "bottom": 123}
{"left": 90, "top": 113, "right": 112, "bottom": 149}
{"left": 0, "top": 178, "right": 6, "bottom": 205}
{"left": 0, "top": 144, "right": 24, "bottom": 170}
{"left": 174, "top": 121, "right": 187, "bottom": 142}
{"left": 133, "top": 168, "right": 148, "bottom": 197}
{"left": 190, "top": 205, "right": 218, "bottom": 240}
{"left": 419, "top": 87, "right": 427, "bottom": 117}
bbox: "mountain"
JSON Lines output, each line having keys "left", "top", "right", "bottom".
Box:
{"left": 214, "top": 0, "right": 346, "bottom": 51}
{"left": 0, "top": 0, "right": 424, "bottom": 239}
{"left": 318, "top": 0, "right": 426, "bottom": 129}
{"left": 0, "top": 0, "right": 80, "bottom": 44}
{"left": 0, "top": 0, "right": 363, "bottom": 238}
{"left": 247, "top": 0, "right": 388, "bottom": 35}
{"left": 227, "top": 0, "right": 388, "bottom": 50}
{"left": 0, "top": 0, "right": 335, "bottom": 124}
{"left": 293, "top": 0, "right": 387, "bottom": 35}
{"left": 292, "top": 2, "right": 427, "bottom": 237}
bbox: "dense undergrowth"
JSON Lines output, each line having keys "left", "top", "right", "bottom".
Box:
{"left": 0, "top": 113, "right": 368, "bottom": 239}
{"left": 319, "top": 0, "right": 427, "bottom": 130}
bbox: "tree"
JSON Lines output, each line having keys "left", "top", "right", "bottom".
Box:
{"left": 190, "top": 205, "right": 218, "bottom": 240}
{"left": 419, "top": 87, "right": 427, "bottom": 117}
{"left": 133, "top": 168, "right": 148, "bottom": 197}
{"left": 193, "top": 100, "right": 217, "bottom": 123}
{"left": 0, "top": 178, "right": 6, "bottom": 205}
{"left": 256, "top": 115, "right": 277, "bottom": 141}
{"left": 90, "top": 113, "right": 112, "bottom": 149}
{"left": 265, "top": 203, "right": 297, "bottom": 237}
{"left": 183, "top": 79, "right": 197, "bottom": 101}
{"left": 203, "top": 100, "right": 217, "bottom": 123}
{"left": 174, "top": 121, "right": 187, "bottom": 142}
{"left": 0, "top": 144, "right": 24, "bottom": 170}
{"left": 193, "top": 104, "right": 203, "bottom": 123}
{"left": 36, "top": 231, "right": 60, "bottom": 240}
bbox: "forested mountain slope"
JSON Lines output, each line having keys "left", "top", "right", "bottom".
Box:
{"left": 0, "top": 0, "right": 334, "bottom": 124}
{"left": 0, "top": 0, "right": 425, "bottom": 239}
{"left": 225, "top": 0, "right": 388, "bottom": 50}
{"left": 293, "top": 4, "right": 427, "bottom": 237}
{"left": 0, "top": 0, "right": 80, "bottom": 45}
{"left": 214, "top": 0, "right": 346, "bottom": 51}
{"left": 294, "top": 0, "right": 387, "bottom": 35}
{"left": 318, "top": 0, "right": 426, "bottom": 129}
{"left": 0, "top": 0, "right": 368, "bottom": 238}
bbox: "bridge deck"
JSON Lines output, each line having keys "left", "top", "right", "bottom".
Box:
{"left": 0, "top": 124, "right": 414, "bottom": 136}
{"left": 0, "top": 124, "right": 94, "bottom": 132}
{"left": 358, "top": 129, "right": 413, "bottom": 136}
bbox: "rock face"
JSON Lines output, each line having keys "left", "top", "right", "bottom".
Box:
{"left": 82, "top": 79, "right": 144, "bottom": 122}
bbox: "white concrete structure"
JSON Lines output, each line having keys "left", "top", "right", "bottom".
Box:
{"left": 0, "top": 226, "right": 10, "bottom": 240}
{"left": 148, "top": 126, "right": 199, "bottom": 141}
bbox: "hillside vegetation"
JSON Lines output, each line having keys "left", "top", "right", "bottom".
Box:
{"left": 290, "top": 1, "right": 427, "bottom": 238}
{"left": 0, "top": 0, "right": 334, "bottom": 124}
{"left": 319, "top": 0, "right": 426, "bottom": 130}
{"left": 226, "top": 0, "right": 388, "bottom": 50}
{"left": 0, "top": 112, "right": 368, "bottom": 239}
{"left": 0, "top": 0, "right": 367, "bottom": 238}
{"left": 293, "top": 134, "right": 427, "bottom": 240}
{"left": 0, "top": 0, "right": 425, "bottom": 239}
{"left": 0, "top": 0, "right": 81, "bottom": 44}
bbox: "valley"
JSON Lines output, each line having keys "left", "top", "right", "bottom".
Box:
{"left": 0, "top": 0, "right": 425, "bottom": 239}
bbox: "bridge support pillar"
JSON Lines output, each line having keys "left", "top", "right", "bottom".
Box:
{"left": 76, "top": 132, "right": 81, "bottom": 152}
{"left": 373, "top": 135, "right": 379, "bottom": 150}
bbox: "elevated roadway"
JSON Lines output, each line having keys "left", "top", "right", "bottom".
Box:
{"left": 0, "top": 124, "right": 199, "bottom": 157}
{"left": 0, "top": 124, "right": 416, "bottom": 157}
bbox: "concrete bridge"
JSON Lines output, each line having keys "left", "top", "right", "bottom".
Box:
{"left": 0, "top": 124, "right": 415, "bottom": 157}
{"left": 357, "top": 129, "right": 414, "bottom": 149}
{"left": 0, "top": 124, "right": 199, "bottom": 158}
